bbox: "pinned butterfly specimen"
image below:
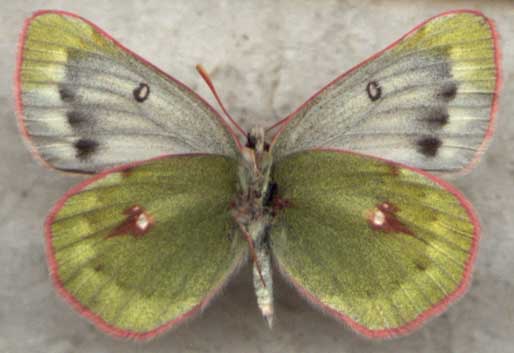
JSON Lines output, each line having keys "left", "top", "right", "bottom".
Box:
{"left": 15, "top": 9, "right": 500, "bottom": 339}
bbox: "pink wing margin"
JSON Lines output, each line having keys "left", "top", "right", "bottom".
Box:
{"left": 14, "top": 9, "right": 245, "bottom": 173}
{"left": 274, "top": 147, "right": 480, "bottom": 338}
{"left": 269, "top": 9, "right": 502, "bottom": 175}
{"left": 44, "top": 153, "right": 246, "bottom": 340}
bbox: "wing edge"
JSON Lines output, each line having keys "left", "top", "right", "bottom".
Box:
{"left": 15, "top": 9, "right": 244, "bottom": 175}
{"left": 269, "top": 9, "right": 501, "bottom": 176}
{"left": 272, "top": 147, "right": 480, "bottom": 338}
{"left": 44, "top": 153, "right": 246, "bottom": 340}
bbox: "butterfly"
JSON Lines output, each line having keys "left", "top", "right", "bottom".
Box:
{"left": 15, "top": 9, "right": 500, "bottom": 340}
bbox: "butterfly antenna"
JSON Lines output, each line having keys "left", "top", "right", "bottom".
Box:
{"left": 196, "top": 64, "right": 246, "bottom": 136}
{"left": 265, "top": 116, "right": 289, "bottom": 133}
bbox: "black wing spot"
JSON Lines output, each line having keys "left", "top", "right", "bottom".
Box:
{"left": 417, "top": 136, "right": 442, "bottom": 157}
{"left": 366, "top": 81, "right": 382, "bottom": 101}
{"left": 66, "top": 111, "right": 90, "bottom": 130}
{"left": 425, "top": 108, "right": 449, "bottom": 127}
{"left": 438, "top": 81, "right": 458, "bottom": 102}
{"left": 58, "top": 85, "right": 75, "bottom": 103}
{"left": 74, "top": 138, "right": 99, "bottom": 160}
{"left": 133, "top": 83, "right": 150, "bottom": 102}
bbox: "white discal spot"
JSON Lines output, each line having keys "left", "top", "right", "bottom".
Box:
{"left": 133, "top": 83, "right": 150, "bottom": 102}
{"left": 366, "top": 81, "right": 381, "bottom": 101}
{"left": 136, "top": 212, "right": 150, "bottom": 231}
{"left": 138, "top": 85, "right": 149, "bottom": 98}
{"left": 369, "top": 84, "right": 378, "bottom": 96}
{"left": 372, "top": 209, "right": 386, "bottom": 226}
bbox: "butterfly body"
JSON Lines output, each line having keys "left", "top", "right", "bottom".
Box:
{"left": 15, "top": 10, "right": 500, "bottom": 340}
{"left": 232, "top": 127, "right": 275, "bottom": 326}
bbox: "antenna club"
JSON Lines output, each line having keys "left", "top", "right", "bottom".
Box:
{"left": 196, "top": 64, "right": 213, "bottom": 87}
{"left": 195, "top": 64, "right": 246, "bottom": 136}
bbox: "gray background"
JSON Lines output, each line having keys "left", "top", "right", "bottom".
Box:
{"left": 1, "top": 1, "right": 513, "bottom": 352}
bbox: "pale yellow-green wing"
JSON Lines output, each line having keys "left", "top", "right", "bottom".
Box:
{"left": 16, "top": 10, "right": 240, "bottom": 173}
{"left": 271, "top": 150, "right": 478, "bottom": 337}
{"left": 46, "top": 154, "right": 245, "bottom": 339}
{"left": 272, "top": 10, "right": 500, "bottom": 174}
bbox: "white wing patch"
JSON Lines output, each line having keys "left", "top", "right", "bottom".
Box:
{"left": 272, "top": 12, "right": 499, "bottom": 173}
{"left": 18, "top": 12, "right": 239, "bottom": 173}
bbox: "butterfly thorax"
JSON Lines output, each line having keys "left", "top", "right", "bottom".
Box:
{"left": 231, "top": 127, "right": 275, "bottom": 327}
{"left": 233, "top": 127, "right": 272, "bottom": 222}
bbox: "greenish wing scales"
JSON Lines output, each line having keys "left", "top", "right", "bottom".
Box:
{"left": 46, "top": 154, "right": 245, "bottom": 339}
{"left": 271, "top": 150, "right": 478, "bottom": 337}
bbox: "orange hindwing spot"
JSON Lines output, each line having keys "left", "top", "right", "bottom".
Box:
{"left": 107, "top": 205, "right": 154, "bottom": 239}
{"left": 367, "top": 202, "right": 414, "bottom": 237}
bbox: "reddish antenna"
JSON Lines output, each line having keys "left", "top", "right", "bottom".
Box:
{"left": 196, "top": 64, "right": 246, "bottom": 136}
{"left": 265, "top": 116, "right": 289, "bottom": 133}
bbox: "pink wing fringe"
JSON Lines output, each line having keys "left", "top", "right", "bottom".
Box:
{"left": 270, "top": 9, "right": 501, "bottom": 176}
{"left": 271, "top": 11, "right": 496, "bottom": 336}
{"left": 44, "top": 153, "right": 245, "bottom": 340}
{"left": 275, "top": 147, "right": 481, "bottom": 338}
{"left": 14, "top": 9, "right": 245, "bottom": 175}
{"left": 21, "top": 8, "right": 496, "bottom": 339}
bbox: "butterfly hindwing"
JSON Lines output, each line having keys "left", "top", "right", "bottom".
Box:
{"left": 270, "top": 149, "right": 478, "bottom": 337}
{"left": 16, "top": 11, "right": 240, "bottom": 173}
{"left": 46, "top": 154, "right": 245, "bottom": 339}
{"left": 272, "top": 11, "right": 499, "bottom": 174}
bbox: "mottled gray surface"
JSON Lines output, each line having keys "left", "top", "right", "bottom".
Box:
{"left": 1, "top": 1, "right": 513, "bottom": 352}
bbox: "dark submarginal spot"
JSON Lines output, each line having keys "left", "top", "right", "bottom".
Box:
{"left": 438, "top": 81, "right": 458, "bottom": 102}
{"left": 66, "top": 110, "right": 89, "bottom": 129}
{"left": 415, "top": 262, "right": 427, "bottom": 271}
{"left": 58, "top": 84, "right": 75, "bottom": 103}
{"left": 425, "top": 108, "right": 449, "bottom": 127}
{"left": 74, "top": 138, "right": 99, "bottom": 160}
{"left": 417, "top": 136, "right": 442, "bottom": 157}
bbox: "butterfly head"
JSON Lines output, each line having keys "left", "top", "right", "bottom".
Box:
{"left": 245, "top": 127, "right": 270, "bottom": 152}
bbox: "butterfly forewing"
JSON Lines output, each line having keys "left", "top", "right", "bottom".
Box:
{"left": 46, "top": 154, "right": 245, "bottom": 339}
{"left": 16, "top": 11, "right": 240, "bottom": 173}
{"left": 270, "top": 149, "right": 478, "bottom": 337}
{"left": 272, "top": 11, "right": 499, "bottom": 174}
